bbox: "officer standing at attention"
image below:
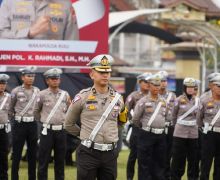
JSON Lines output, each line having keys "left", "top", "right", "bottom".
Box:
{"left": 65, "top": 54, "right": 127, "bottom": 180}
{"left": 133, "top": 74, "right": 167, "bottom": 180}
{"left": 157, "top": 71, "right": 176, "bottom": 180}
{"left": 34, "top": 68, "right": 71, "bottom": 180}
{"left": 9, "top": 67, "right": 39, "bottom": 180}
{"left": 0, "top": 0, "right": 78, "bottom": 40}
{"left": 197, "top": 75, "right": 220, "bottom": 180}
{"left": 0, "top": 74, "right": 11, "bottom": 180}
{"left": 125, "top": 72, "right": 152, "bottom": 180}
{"left": 171, "top": 77, "right": 199, "bottom": 180}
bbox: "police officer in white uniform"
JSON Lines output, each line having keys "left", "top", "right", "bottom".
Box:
{"left": 133, "top": 74, "right": 167, "bottom": 180}
{"left": 65, "top": 54, "right": 127, "bottom": 180}
{"left": 171, "top": 77, "right": 199, "bottom": 180}
{"left": 157, "top": 71, "right": 176, "bottom": 180}
{"left": 125, "top": 72, "right": 151, "bottom": 180}
{"left": 35, "top": 68, "right": 71, "bottom": 180}
{"left": 9, "top": 67, "right": 39, "bottom": 180}
{"left": 198, "top": 75, "right": 220, "bottom": 180}
{"left": 0, "top": 74, "right": 11, "bottom": 180}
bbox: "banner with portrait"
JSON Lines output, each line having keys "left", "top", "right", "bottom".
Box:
{"left": 0, "top": 0, "right": 109, "bottom": 68}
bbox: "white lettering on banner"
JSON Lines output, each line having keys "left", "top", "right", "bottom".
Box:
{"left": 28, "top": 55, "right": 33, "bottom": 60}
{"left": 0, "top": 55, "right": 11, "bottom": 60}
{"left": 12, "top": 55, "right": 25, "bottom": 60}
{"left": 35, "top": 55, "right": 64, "bottom": 62}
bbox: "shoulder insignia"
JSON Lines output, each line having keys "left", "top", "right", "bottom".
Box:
{"left": 72, "top": 95, "right": 81, "bottom": 104}
{"left": 79, "top": 87, "right": 91, "bottom": 94}
{"left": 127, "top": 96, "right": 132, "bottom": 103}
{"left": 180, "top": 98, "right": 186, "bottom": 104}
{"left": 207, "top": 101, "right": 214, "bottom": 107}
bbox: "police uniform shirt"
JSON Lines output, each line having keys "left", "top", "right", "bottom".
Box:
{"left": 0, "top": 0, "right": 78, "bottom": 40}
{"left": 160, "top": 91, "right": 176, "bottom": 122}
{"left": 172, "top": 94, "right": 199, "bottom": 139}
{"left": 132, "top": 94, "right": 166, "bottom": 129}
{"left": 0, "top": 92, "right": 11, "bottom": 124}
{"left": 125, "top": 90, "right": 147, "bottom": 118}
{"left": 197, "top": 95, "right": 220, "bottom": 128}
{"left": 35, "top": 88, "right": 69, "bottom": 125}
{"left": 65, "top": 86, "right": 124, "bottom": 144}
{"left": 9, "top": 85, "right": 40, "bottom": 118}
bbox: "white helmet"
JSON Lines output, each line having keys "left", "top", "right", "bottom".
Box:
{"left": 183, "top": 77, "right": 196, "bottom": 87}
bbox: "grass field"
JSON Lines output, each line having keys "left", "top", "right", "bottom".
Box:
{"left": 8, "top": 150, "right": 212, "bottom": 180}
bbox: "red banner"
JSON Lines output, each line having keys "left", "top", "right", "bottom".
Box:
{"left": 0, "top": 0, "right": 109, "bottom": 67}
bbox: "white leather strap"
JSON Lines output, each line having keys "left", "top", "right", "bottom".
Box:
{"left": 45, "top": 91, "right": 66, "bottom": 124}
{"left": 89, "top": 93, "right": 121, "bottom": 141}
{"left": 147, "top": 101, "right": 162, "bottom": 127}
{"left": 20, "top": 88, "right": 38, "bottom": 116}
{"left": 177, "top": 97, "right": 199, "bottom": 122}
{"left": 210, "top": 107, "right": 220, "bottom": 127}
{"left": 0, "top": 93, "right": 9, "bottom": 110}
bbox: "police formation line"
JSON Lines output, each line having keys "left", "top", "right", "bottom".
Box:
{"left": 0, "top": 54, "right": 128, "bottom": 180}
{"left": 0, "top": 54, "right": 219, "bottom": 180}
{"left": 125, "top": 71, "right": 220, "bottom": 180}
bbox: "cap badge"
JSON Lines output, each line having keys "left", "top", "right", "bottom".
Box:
{"left": 100, "top": 56, "right": 109, "bottom": 66}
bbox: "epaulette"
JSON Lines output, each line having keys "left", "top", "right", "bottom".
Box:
{"left": 79, "top": 87, "right": 91, "bottom": 94}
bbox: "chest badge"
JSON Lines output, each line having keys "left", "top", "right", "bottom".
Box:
{"left": 87, "top": 104, "right": 96, "bottom": 110}
{"left": 88, "top": 95, "right": 96, "bottom": 100}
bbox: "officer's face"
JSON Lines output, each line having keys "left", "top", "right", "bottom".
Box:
{"left": 46, "top": 77, "right": 61, "bottom": 88}
{"left": 209, "top": 82, "right": 215, "bottom": 92}
{"left": 213, "top": 84, "right": 220, "bottom": 95}
{"left": 149, "top": 83, "right": 160, "bottom": 95}
{"left": 186, "top": 86, "right": 195, "bottom": 95}
{"left": 90, "top": 70, "right": 111, "bottom": 87}
{"left": 194, "top": 87, "right": 198, "bottom": 96}
{"left": 22, "top": 74, "right": 35, "bottom": 85}
{"left": 0, "top": 83, "right": 6, "bottom": 93}
{"left": 139, "top": 80, "right": 150, "bottom": 91}
{"left": 160, "top": 80, "right": 167, "bottom": 89}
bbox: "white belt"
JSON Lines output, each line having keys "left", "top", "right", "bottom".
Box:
{"left": 15, "top": 116, "right": 34, "bottom": 122}
{"left": 0, "top": 124, "right": 5, "bottom": 129}
{"left": 142, "top": 127, "right": 164, "bottom": 134}
{"left": 81, "top": 140, "right": 116, "bottom": 151}
{"left": 212, "top": 126, "right": 220, "bottom": 133}
{"left": 43, "top": 124, "right": 63, "bottom": 131}
{"left": 165, "top": 122, "right": 172, "bottom": 127}
{"left": 177, "top": 119, "right": 196, "bottom": 126}
{"left": 0, "top": 123, "right": 11, "bottom": 133}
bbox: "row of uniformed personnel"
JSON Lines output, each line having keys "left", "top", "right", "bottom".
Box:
{"left": 0, "top": 54, "right": 128, "bottom": 180}
{"left": 0, "top": 67, "right": 71, "bottom": 180}
{"left": 125, "top": 71, "right": 220, "bottom": 180}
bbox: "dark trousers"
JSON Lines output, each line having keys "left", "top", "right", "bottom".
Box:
{"left": 200, "top": 131, "right": 220, "bottom": 180}
{"left": 137, "top": 129, "right": 166, "bottom": 180}
{"left": 195, "top": 131, "right": 202, "bottom": 179}
{"left": 165, "top": 126, "right": 174, "bottom": 180}
{"left": 65, "top": 134, "right": 80, "bottom": 165}
{"left": 76, "top": 144, "right": 118, "bottom": 180}
{"left": 11, "top": 121, "right": 38, "bottom": 180}
{"left": 126, "top": 126, "right": 139, "bottom": 180}
{"left": 0, "top": 129, "right": 8, "bottom": 180}
{"left": 171, "top": 137, "right": 198, "bottom": 180}
{"left": 38, "top": 129, "right": 66, "bottom": 180}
